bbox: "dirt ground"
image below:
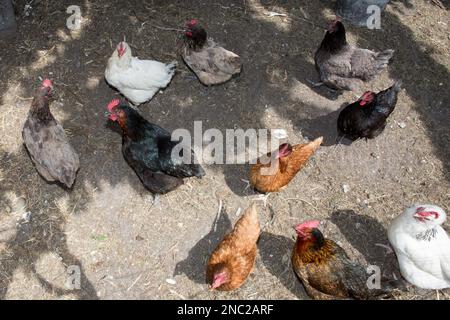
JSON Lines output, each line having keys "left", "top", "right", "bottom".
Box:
{"left": 0, "top": 0, "right": 449, "bottom": 300}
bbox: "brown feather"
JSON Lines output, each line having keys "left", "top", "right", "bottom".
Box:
{"left": 250, "top": 137, "right": 322, "bottom": 193}
{"left": 292, "top": 235, "right": 351, "bottom": 299}
{"left": 292, "top": 227, "right": 397, "bottom": 300}
{"left": 206, "top": 203, "right": 260, "bottom": 291}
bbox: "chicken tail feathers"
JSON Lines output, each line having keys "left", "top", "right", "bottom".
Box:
{"left": 303, "top": 136, "right": 323, "bottom": 153}
{"left": 192, "top": 164, "right": 206, "bottom": 178}
{"left": 390, "top": 80, "right": 402, "bottom": 92}
{"left": 166, "top": 61, "right": 178, "bottom": 76}
{"left": 170, "top": 163, "right": 205, "bottom": 179}
{"left": 374, "top": 49, "right": 394, "bottom": 72}
{"left": 375, "top": 80, "right": 402, "bottom": 116}
{"left": 233, "top": 203, "right": 260, "bottom": 245}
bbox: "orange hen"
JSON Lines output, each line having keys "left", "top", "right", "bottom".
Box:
{"left": 250, "top": 137, "right": 323, "bottom": 193}
{"left": 206, "top": 203, "right": 260, "bottom": 291}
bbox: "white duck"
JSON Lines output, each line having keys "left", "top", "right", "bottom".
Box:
{"left": 105, "top": 41, "right": 176, "bottom": 106}
{"left": 388, "top": 204, "right": 450, "bottom": 289}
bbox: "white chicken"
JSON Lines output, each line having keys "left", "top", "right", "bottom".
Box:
{"left": 105, "top": 41, "right": 177, "bottom": 106}
{"left": 388, "top": 204, "right": 450, "bottom": 290}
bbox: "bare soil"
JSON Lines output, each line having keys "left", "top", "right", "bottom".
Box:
{"left": 0, "top": 0, "right": 449, "bottom": 300}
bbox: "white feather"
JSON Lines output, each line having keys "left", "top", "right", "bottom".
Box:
{"left": 388, "top": 204, "right": 450, "bottom": 289}
{"left": 105, "top": 41, "right": 176, "bottom": 106}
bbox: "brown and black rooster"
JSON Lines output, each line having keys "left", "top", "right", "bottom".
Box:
{"left": 292, "top": 220, "right": 403, "bottom": 300}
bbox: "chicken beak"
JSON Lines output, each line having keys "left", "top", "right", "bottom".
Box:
{"left": 104, "top": 111, "right": 111, "bottom": 117}
{"left": 413, "top": 213, "right": 429, "bottom": 221}
{"left": 293, "top": 225, "right": 304, "bottom": 237}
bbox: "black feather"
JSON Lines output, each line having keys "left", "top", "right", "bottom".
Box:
{"left": 337, "top": 81, "right": 401, "bottom": 140}
{"left": 116, "top": 105, "right": 205, "bottom": 194}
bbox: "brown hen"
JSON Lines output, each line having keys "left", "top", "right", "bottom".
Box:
{"left": 250, "top": 137, "right": 322, "bottom": 193}
{"left": 292, "top": 220, "right": 402, "bottom": 300}
{"left": 206, "top": 203, "right": 260, "bottom": 291}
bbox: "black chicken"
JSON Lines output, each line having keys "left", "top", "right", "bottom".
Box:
{"left": 106, "top": 99, "right": 205, "bottom": 194}
{"left": 337, "top": 81, "right": 402, "bottom": 140}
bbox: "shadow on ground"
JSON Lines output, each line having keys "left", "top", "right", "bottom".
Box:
{"left": 258, "top": 231, "right": 308, "bottom": 299}
{"left": 330, "top": 209, "right": 400, "bottom": 278}
{"left": 173, "top": 204, "right": 232, "bottom": 284}
{"left": 0, "top": 0, "right": 448, "bottom": 298}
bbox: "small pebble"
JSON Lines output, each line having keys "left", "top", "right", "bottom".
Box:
{"left": 166, "top": 278, "right": 176, "bottom": 285}
{"left": 342, "top": 184, "right": 350, "bottom": 193}
{"left": 397, "top": 121, "right": 406, "bottom": 129}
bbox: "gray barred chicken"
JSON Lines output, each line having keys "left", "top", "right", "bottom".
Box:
{"left": 183, "top": 19, "right": 242, "bottom": 86}
{"left": 315, "top": 19, "right": 394, "bottom": 91}
{"left": 22, "top": 79, "right": 80, "bottom": 188}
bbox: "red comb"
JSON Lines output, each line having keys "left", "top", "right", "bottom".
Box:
{"left": 415, "top": 207, "right": 439, "bottom": 218}
{"left": 107, "top": 99, "right": 120, "bottom": 112}
{"left": 42, "top": 79, "right": 53, "bottom": 88}
{"left": 186, "top": 19, "right": 198, "bottom": 27}
{"left": 359, "top": 91, "right": 374, "bottom": 106}
{"left": 295, "top": 220, "right": 320, "bottom": 233}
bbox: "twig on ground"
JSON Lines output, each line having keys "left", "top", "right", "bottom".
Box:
{"left": 127, "top": 274, "right": 142, "bottom": 292}
{"left": 213, "top": 199, "right": 223, "bottom": 232}
{"left": 431, "top": 0, "right": 445, "bottom": 9}
{"left": 146, "top": 24, "right": 185, "bottom": 32}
